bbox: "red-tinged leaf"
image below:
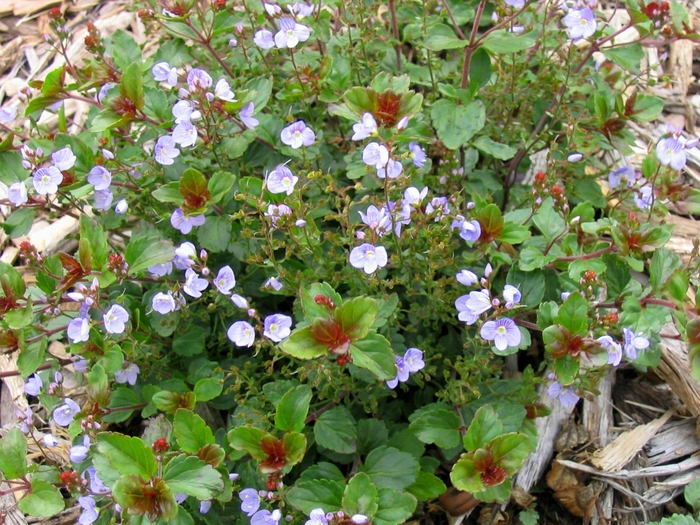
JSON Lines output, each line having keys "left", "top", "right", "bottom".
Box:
{"left": 480, "top": 465, "right": 507, "bottom": 487}
{"left": 260, "top": 436, "right": 287, "bottom": 473}
{"left": 179, "top": 168, "right": 210, "bottom": 213}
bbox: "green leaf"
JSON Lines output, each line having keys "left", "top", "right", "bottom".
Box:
{"left": 361, "top": 446, "right": 420, "bottom": 490}
{"left": 405, "top": 471, "right": 446, "bottom": 501}
{"left": 335, "top": 297, "right": 378, "bottom": 341}
{"left": 344, "top": 87, "right": 378, "bottom": 116}
{"left": 474, "top": 137, "right": 517, "bottom": 160}
{"left": 6, "top": 300, "right": 33, "bottom": 330}
{"left": 450, "top": 455, "right": 483, "bottom": 492}
{"left": 357, "top": 419, "right": 389, "bottom": 454}
{"left": 665, "top": 269, "right": 689, "bottom": 303}
{"left": 208, "top": 171, "right": 237, "bottom": 204}
{"left": 197, "top": 215, "right": 232, "bottom": 253}
{"left": 2, "top": 208, "right": 35, "bottom": 238}
{"left": 299, "top": 462, "right": 346, "bottom": 483}
{"left": 0, "top": 428, "right": 27, "bottom": 479}
{"left": 125, "top": 237, "right": 175, "bottom": 275}
{"left": 567, "top": 258, "right": 606, "bottom": 281}
{"left": 374, "top": 488, "right": 417, "bottom": 525}
{"left": 113, "top": 476, "right": 178, "bottom": 522}
{"left": 17, "top": 339, "right": 46, "bottom": 377}
{"left": 650, "top": 248, "right": 682, "bottom": 292}
{"left": 90, "top": 109, "right": 123, "bottom": 132}
{"left": 533, "top": 198, "right": 565, "bottom": 243}
{"left": 423, "top": 34, "right": 468, "bottom": 51}
{"left": 474, "top": 479, "right": 512, "bottom": 503}
{"left": 469, "top": 47, "right": 492, "bottom": 89}
{"left": 283, "top": 432, "right": 307, "bottom": 466}
{"left": 602, "top": 253, "right": 631, "bottom": 298}
{"left": 18, "top": 479, "right": 64, "bottom": 517}
{"left": 481, "top": 30, "right": 536, "bottom": 53}
{"left": 194, "top": 377, "right": 223, "bottom": 402}
{"left": 602, "top": 43, "right": 644, "bottom": 73}
{"left": 275, "top": 384, "right": 312, "bottom": 433}
{"left": 41, "top": 67, "right": 65, "bottom": 97}
{"left": 152, "top": 182, "right": 185, "bottom": 205}
{"left": 227, "top": 426, "right": 267, "bottom": 460}
{"left": 431, "top": 99, "right": 485, "bottom": 150}
{"left": 409, "top": 408, "right": 461, "bottom": 449}
{"left": 684, "top": 478, "right": 700, "bottom": 512}
{"left": 301, "top": 283, "right": 343, "bottom": 320}
{"left": 629, "top": 94, "right": 664, "bottom": 122}
{"left": 553, "top": 354, "right": 579, "bottom": 386}
{"left": 287, "top": 479, "right": 344, "bottom": 513}
{"left": 519, "top": 245, "right": 558, "bottom": 271}
{"left": 464, "top": 405, "right": 503, "bottom": 451}
{"left": 162, "top": 455, "right": 224, "bottom": 500}
{"left": 349, "top": 332, "right": 397, "bottom": 380}
{"left": 174, "top": 409, "right": 215, "bottom": 453}
{"left": 110, "top": 30, "right": 142, "bottom": 71}
{"left": 80, "top": 215, "right": 108, "bottom": 269}
{"left": 490, "top": 433, "right": 531, "bottom": 474}
{"left": 505, "top": 268, "right": 544, "bottom": 308}
{"left": 280, "top": 326, "right": 328, "bottom": 359}
{"left": 120, "top": 62, "right": 144, "bottom": 110}
{"left": 173, "top": 324, "right": 207, "bottom": 356}
{"left": 96, "top": 433, "right": 157, "bottom": 481}
{"left": 314, "top": 406, "right": 357, "bottom": 454}
{"left": 343, "top": 473, "right": 379, "bottom": 518}
{"left": 498, "top": 221, "right": 530, "bottom": 245}
{"left": 555, "top": 292, "right": 588, "bottom": 337}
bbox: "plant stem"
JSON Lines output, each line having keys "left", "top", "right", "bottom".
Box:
{"left": 460, "top": 0, "right": 488, "bottom": 89}
{"left": 388, "top": 0, "right": 402, "bottom": 71}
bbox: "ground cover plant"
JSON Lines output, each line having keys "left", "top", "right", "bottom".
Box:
{"left": 1, "top": 0, "right": 700, "bottom": 523}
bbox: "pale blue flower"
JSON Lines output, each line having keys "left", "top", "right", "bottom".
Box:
{"left": 263, "top": 314, "right": 293, "bottom": 342}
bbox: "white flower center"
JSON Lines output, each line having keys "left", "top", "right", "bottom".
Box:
{"left": 366, "top": 249, "right": 375, "bottom": 259}
{"left": 287, "top": 29, "right": 295, "bottom": 37}
{"left": 270, "top": 323, "right": 278, "bottom": 333}
{"left": 496, "top": 326, "right": 507, "bottom": 335}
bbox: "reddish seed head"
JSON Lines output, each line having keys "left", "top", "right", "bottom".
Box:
{"left": 152, "top": 438, "right": 170, "bottom": 453}
{"left": 314, "top": 295, "right": 335, "bottom": 309}
{"left": 534, "top": 171, "right": 547, "bottom": 184}
{"left": 551, "top": 185, "right": 564, "bottom": 198}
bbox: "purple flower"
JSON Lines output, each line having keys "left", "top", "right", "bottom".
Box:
{"left": 17, "top": 406, "right": 33, "bottom": 433}
{"left": 171, "top": 208, "right": 206, "bottom": 234}
{"left": 362, "top": 142, "right": 389, "bottom": 169}
{"left": 154, "top": 136, "right": 180, "bottom": 165}
{"left": 52, "top": 147, "right": 76, "bottom": 171}
{"left": 608, "top": 166, "right": 636, "bottom": 188}
{"left": 265, "top": 204, "right": 293, "bottom": 228}
{"left": 252, "top": 510, "right": 282, "bottom": 525}
{"left": 85, "top": 467, "right": 108, "bottom": 494}
{"left": 172, "top": 121, "right": 198, "bottom": 147}
{"left": 114, "top": 363, "right": 140, "bottom": 385}
{"left": 452, "top": 217, "right": 482, "bottom": 242}
{"left": 33, "top": 166, "right": 63, "bottom": 195}
{"left": 359, "top": 205, "right": 391, "bottom": 237}
{"left": 228, "top": 321, "right": 256, "bottom": 347}
{"left": 264, "top": 276, "right": 284, "bottom": 291}
{"left": 349, "top": 243, "right": 388, "bottom": 274}
{"left": 403, "top": 348, "right": 425, "bottom": 373}
{"left": 563, "top": 8, "right": 596, "bottom": 40}
{"left": 8, "top": 182, "right": 28, "bottom": 206}
{"left": 149, "top": 261, "right": 173, "bottom": 277}
{"left": 215, "top": 78, "right": 237, "bottom": 102}
{"left": 263, "top": 314, "right": 293, "bottom": 342}
{"left": 152, "top": 62, "right": 178, "bottom": 87}
{"left": 634, "top": 184, "right": 654, "bottom": 210}
{"left": 104, "top": 304, "right": 129, "bottom": 334}
{"left": 254, "top": 29, "right": 275, "bottom": 50}
{"left": 187, "top": 68, "right": 213, "bottom": 91}
{"left": 281, "top": 121, "right": 315, "bottom": 149}
{"left": 505, "top": 0, "right": 525, "bottom": 7}
{"left": 115, "top": 199, "right": 128, "bottom": 214}
{"left": 409, "top": 142, "right": 427, "bottom": 168}
{"left": 97, "top": 82, "right": 117, "bottom": 103}
{"left": 503, "top": 285, "right": 521, "bottom": 308}
{"left": 306, "top": 509, "right": 328, "bottom": 525}
{"left": 622, "top": 327, "right": 649, "bottom": 359}
{"left": 73, "top": 358, "right": 90, "bottom": 373}
{"left": 274, "top": 18, "right": 311, "bottom": 48}
{"left": 70, "top": 435, "right": 91, "bottom": 463}
{"left": 426, "top": 196, "right": 449, "bottom": 220}
{"left": 456, "top": 270, "right": 478, "bottom": 286}
{"left": 656, "top": 137, "right": 686, "bottom": 170}
{"left": 351, "top": 516, "right": 368, "bottom": 524}
{"left": 480, "top": 317, "right": 522, "bottom": 351}
{"left": 215, "top": 266, "right": 236, "bottom": 294}
{"left": 548, "top": 381, "right": 580, "bottom": 407}
{"left": 24, "top": 374, "right": 43, "bottom": 396}
{"left": 43, "top": 434, "right": 59, "bottom": 447}
{"left": 231, "top": 294, "right": 249, "bottom": 309}
{"left": 152, "top": 292, "right": 177, "bottom": 314}
{"left": 352, "top": 113, "right": 378, "bottom": 141}
{"left": 239, "top": 488, "right": 261, "bottom": 516}
{"left": 87, "top": 166, "right": 112, "bottom": 190}
{"left": 386, "top": 355, "right": 408, "bottom": 389}
{"left": 267, "top": 165, "right": 299, "bottom": 195}
{"left": 597, "top": 335, "right": 622, "bottom": 366}
{"left": 78, "top": 496, "right": 98, "bottom": 525}
{"left": 455, "top": 290, "right": 490, "bottom": 325}
{"left": 174, "top": 242, "right": 197, "bottom": 269}
{"left": 200, "top": 501, "right": 212, "bottom": 514}
{"left": 567, "top": 152, "right": 584, "bottom": 162}
{"left": 240, "top": 102, "right": 260, "bottom": 129}
{"left": 183, "top": 268, "right": 209, "bottom": 298}
{"left": 0, "top": 106, "right": 17, "bottom": 123}
{"left": 291, "top": 1, "right": 314, "bottom": 17}
{"left": 404, "top": 186, "right": 428, "bottom": 206}
{"left": 94, "top": 190, "right": 114, "bottom": 211}
{"left": 377, "top": 159, "right": 403, "bottom": 179}
{"left": 265, "top": 3, "right": 282, "bottom": 15}
{"left": 53, "top": 398, "right": 81, "bottom": 426}
{"left": 172, "top": 100, "right": 199, "bottom": 123}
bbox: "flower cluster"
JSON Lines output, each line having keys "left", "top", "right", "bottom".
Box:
{"left": 387, "top": 348, "right": 425, "bottom": 389}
